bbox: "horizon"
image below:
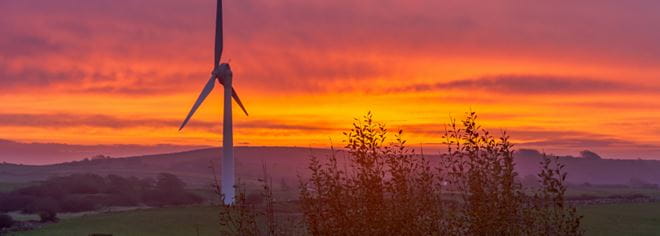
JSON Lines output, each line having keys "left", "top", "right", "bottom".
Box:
{"left": 0, "top": 138, "right": 649, "bottom": 165}
{"left": 2, "top": 0, "right": 660, "bottom": 163}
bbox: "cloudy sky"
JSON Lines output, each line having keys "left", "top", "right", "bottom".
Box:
{"left": 2, "top": 0, "right": 660, "bottom": 163}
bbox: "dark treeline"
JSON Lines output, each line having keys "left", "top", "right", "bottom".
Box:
{"left": 0, "top": 173, "right": 203, "bottom": 214}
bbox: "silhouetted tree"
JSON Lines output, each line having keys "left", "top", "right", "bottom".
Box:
{"left": 441, "top": 112, "right": 525, "bottom": 235}
{"left": 298, "top": 112, "right": 582, "bottom": 235}
{"left": 524, "top": 156, "right": 583, "bottom": 235}
{"left": 144, "top": 173, "right": 202, "bottom": 206}
{"left": 155, "top": 173, "right": 186, "bottom": 193}
{"left": 300, "top": 112, "right": 443, "bottom": 235}
{"left": 214, "top": 163, "right": 291, "bottom": 236}
{"left": 4, "top": 173, "right": 202, "bottom": 213}
{"left": 217, "top": 183, "right": 259, "bottom": 236}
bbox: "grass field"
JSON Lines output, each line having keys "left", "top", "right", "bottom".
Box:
{"left": 578, "top": 202, "right": 660, "bottom": 236}
{"left": 9, "top": 206, "right": 220, "bottom": 236}
{"left": 9, "top": 202, "right": 660, "bottom": 235}
{"left": 566, "top": 186, "right": 660, "bottom": 198}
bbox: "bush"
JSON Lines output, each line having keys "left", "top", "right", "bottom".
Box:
{"left": 298, "top": 112, "right": 583, "bottom": 235}
{"left": 300, "top": 112, "right": 442, "bottom": 235}
{"left": 155, "top": 173, "right": 186, "bottom": 193}
{"left": 0, "top": 214, "right": 14, "bottom": 229}
{"left": 5, "top": 173, "right": 200, "bottom": 213}
{"left": 440, "top": 112, "right": 525, "bottom": 235}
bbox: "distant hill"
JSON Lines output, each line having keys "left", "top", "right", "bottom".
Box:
{"left": 515, "top": 149, "right": 660, "bottom": 185}
{"left": 0, "top": 139, "right": 208, "bottom": 164}
{"left": 2, "top": 147, "right": 660, "bottom": 187}
{"left": 0, "top": 147, "right": 334, "bottom": 188}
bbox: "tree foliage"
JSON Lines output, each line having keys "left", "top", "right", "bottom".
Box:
{"left": 298, "top": 112, "right": 582, "bottom": 235}
{"left": 0, "top": 173, "right": 202, "bottom": 214}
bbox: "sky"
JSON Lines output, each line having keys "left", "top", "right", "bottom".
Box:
{"left": 2, "top": 0, "right": 660, "bottom": 163}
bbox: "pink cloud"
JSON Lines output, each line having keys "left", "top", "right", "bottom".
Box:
{"left": 2, "top": 0, "right": 660, "bottom": 94}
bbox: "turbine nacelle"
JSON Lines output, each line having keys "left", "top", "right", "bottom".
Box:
{"left": 214, "top": 63, "right": 233, "bottom": 84}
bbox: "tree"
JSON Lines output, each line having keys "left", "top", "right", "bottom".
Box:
{"left": 155, "top": 173, "right": 186, "bottom": 193}
{"left": 297, "top": 112, "right": 582, "bottom": 235}
{"left": 144, "top": 173, "right": 201, "bottom": 206}
{"left": 299, "top": 112, "right": 442, "bottom": 235}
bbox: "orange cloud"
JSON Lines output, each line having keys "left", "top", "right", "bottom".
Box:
{"left": 2, "top": 0, "right": 660, "bottom": 162}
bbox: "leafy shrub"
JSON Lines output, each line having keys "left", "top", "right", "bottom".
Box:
{"left": 440, "top": 112, "right": 525, "bottom": 235}
{"left": 155, "top": 173, "right": 186, "bottom": 193}
{"left": 142, "top": 173, "right": 202, "bottom": 207}
{"left": 217, "top": 184, "right": 259, "bottom": 236}
{"left": 299, "top": 112, "right": 442, "bottom": 235}
{"left": 297, "top": 112, "right": 582, "bottom": 235}
{"left": 525, "top": 156, "right": 582, "bottom": 235}
{"left": 4, "top": 172, "right": 202, "bottom": 213}
{"left": 214, "top": 163, "right": 289, "bottom": 236}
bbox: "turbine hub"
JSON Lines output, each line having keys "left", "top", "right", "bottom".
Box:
{"left": 219, "top": 63, "right": 232, "bottom": 76}
{"left": 213, "top": 63, "right": 232, "bottom": 80}
{"left": 211, "top": 63, "right": 233, "bottom": 85}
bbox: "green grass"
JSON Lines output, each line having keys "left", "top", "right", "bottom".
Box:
{"left": 10, "top": 202, "right": 660, "bottom": 236}
{"left": 579, "top": 202, "right": 660, "bottom": 236}
{"left": 10, "top": 205, "right": 220, "bottom": 236}
{"left": 567, "top": 186, "right": 660, "bottom": 198}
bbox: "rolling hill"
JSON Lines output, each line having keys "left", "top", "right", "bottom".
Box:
{"left": 2, "top": 147, "right": 660, "bottom": 188}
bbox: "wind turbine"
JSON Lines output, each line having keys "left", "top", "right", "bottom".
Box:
{"left": 179, "top": 0, "right": 248, "bottom": 205}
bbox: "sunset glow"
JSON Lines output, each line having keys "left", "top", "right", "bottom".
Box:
{"left": 2, "top": 0, "right": 660, "bottom": 162}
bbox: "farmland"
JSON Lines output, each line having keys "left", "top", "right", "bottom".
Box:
{"left": 4, "top": 202, "right": 659, "bottom": 236}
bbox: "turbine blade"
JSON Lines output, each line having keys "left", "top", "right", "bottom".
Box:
{"left": 214, "top": 0, "right": 223, "bottom": 67}
{"left": 231, "top": 88, "right": 249, "bottom": 116}
{"left": 179, "top": 75, "right": 216, "bottom": 131}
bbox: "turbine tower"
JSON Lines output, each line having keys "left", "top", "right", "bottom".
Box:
{"left": 179, "top": 0, "right": 248, "bottom": 205}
